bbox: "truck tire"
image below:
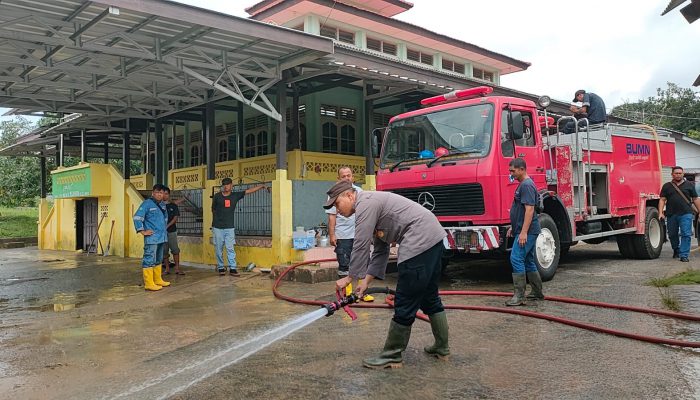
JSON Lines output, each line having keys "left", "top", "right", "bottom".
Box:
{"left": 631, "top": 206, "right": 664, "bottom": 259}
{"left": 616, "top": 235, "right": 636, "bottom": 258}
{"left": 535, "top": 214, "right": 560, "bottom": 281}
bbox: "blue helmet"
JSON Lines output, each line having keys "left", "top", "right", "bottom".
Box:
{"left": 419, "top": 149, "right": 435, "bottom": 159}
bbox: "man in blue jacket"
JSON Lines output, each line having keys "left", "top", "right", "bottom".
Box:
{"left": 133, "top": 184, "right": 170, "bottom": 291}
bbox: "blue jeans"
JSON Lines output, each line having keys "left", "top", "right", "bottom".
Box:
{"left": 510, "top": 233, "right": 539, "bottom": 274}
{"left": 213, "top": 227, "right": 237, "bottom": 270}
{"left": 667, "top": 213, "right": 693, "bottom": 258}
{"left": 142, "top": 243, "right": 164, "bottom": 268}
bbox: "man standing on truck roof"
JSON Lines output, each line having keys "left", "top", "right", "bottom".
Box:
{"left": 506, "top": 158, "right": 545, "bottom": 306}
{"left": 327, "top": 180, "right": 449, "bottom": 369}
{"left": 659, "top": 166, "right": 700, "bottom": 263}
{"left": 563, "top": 90, "right": 607, "bottom": 134}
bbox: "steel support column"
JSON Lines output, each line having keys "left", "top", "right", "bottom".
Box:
{"left": 201, "top": 109, "right": 207, "bottom": 166}
{"left": 103, "top": 141, "right": 109, "bottom": 164}
{"left": 80, "top": 129, "right": 87, "bottom": 162}
{"left": 205, "top": 101, "right": 216, "bottom": 180}
{"left": 364, "top": 84, "right": 375, "bottom": 175}
{"left": 40, "top": 156, "right": 47, "bottom": 198}
{"left": 155, "top": 119, "right": 163, "bottom": 183}
{"left": 237, "top": 101, "right": 244, "bottom": 159}
{"left": 58, "top": 133, "right": 64, "bottom": 167}
{"left": 122, "top": 131, "right": 131, "bottom": 179}
{"left": 276, "top": 79, "right": 287, "bottom": 169}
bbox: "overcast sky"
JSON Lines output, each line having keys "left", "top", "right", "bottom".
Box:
{"left": 173, "top": 0, "right": 700, "bottom": 111}
{"left": 2, "top": 0, "right": 699, "bottom": 122}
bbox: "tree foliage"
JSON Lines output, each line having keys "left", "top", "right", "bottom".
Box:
{"left": 611, "top": 82, "right": 700, "bottom": 134}
{"left": 0, "top": 118, "right": 42, "bottom": 207}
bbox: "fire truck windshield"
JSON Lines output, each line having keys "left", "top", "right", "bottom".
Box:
{"left": 380, "top": 103, "right": 495, "bottom": 169}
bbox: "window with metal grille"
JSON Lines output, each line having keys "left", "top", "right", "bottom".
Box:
{"left": 338, "top": 29, "right": 354, "bottom": 44}
{"left": 320, "top": 25, "right": 336, "bottom": 39}
{"left": 473, "top": 67, "right": 494, "bottom": 82}
{"left": 256, "top": 131, "right": 268, "bottom": 155}
{"left": 383, "top": 42, "right": 397, "bottom": 55}
{"left": 407, "top": 48, "right": 433, "bottom": 65}
{"left": 320, "top": 104, "right": 338, "bottom": 118}
{"left": 322, "top": 122, "right": 338, "bottom": 153}
{"left": 340, "top": 125, "right": 355, "bottom": 154}
{"left": 367, "top": 37, "right": 382, "bottom": 51}
{"left": 442, "top": 59, "right": 465, "bottom": 74}
{"left": 245, "top": 133, "right": 256, "bottom": 158}
{"left": 191, "top": 131, "right": 202, "bottom": 143}
{"left": 175, "top": 147, "right": 184, "bottom": 168}
{"left": 167, "top": 149, "right": 172, "bottom": 169}
{"left": 190, "top": 145, "right": 200, "bottom": 166}
{"left": 321, "top": 105, "right": 357, "bottom": 155}
{"left": 175, "top": 135, "right": 184, "bottom": 146}
{"left": 218, "top": 139, "right": 228, "bottom": 162}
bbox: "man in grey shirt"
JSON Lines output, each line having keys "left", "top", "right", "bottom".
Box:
{"left": 324, "top": 180, "right": 449, "bottom": 369}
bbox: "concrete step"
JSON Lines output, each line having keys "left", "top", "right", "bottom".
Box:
{"left": 271, "top": 263, "right": 338, "bottom": 284}
{"left": 3, "top": 241, "right": 26, "bottom": 249}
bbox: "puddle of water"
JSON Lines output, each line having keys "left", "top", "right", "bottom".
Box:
{"left": 106, "top": 307, "right": 329, "bottom": 400}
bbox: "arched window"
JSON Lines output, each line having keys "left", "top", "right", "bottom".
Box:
{"left": 190, "top": 145, "right": 200, "bottom": 166}
{"left": 257, "top": 131, "right": 268, "bottom": 156}
{"left": 218, "top": 139, "right": 228, "bottom": 162}
{"left": 322, "top": 122, "right": 338, "bottom": 153}
{"left": 340, "top": 124, "right": 355, "bottom": 154}
{"left": 175, "top": 147, "right": 184, "bottom": 169}
{"left": 244, "top": 133, "right": 256, "bottom": 158}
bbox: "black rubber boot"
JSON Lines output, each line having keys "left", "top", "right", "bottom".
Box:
{"left": 505, "top": 273, "right": 527, "bottom": 306}
{"left": 423, "top": 311, "right": 450, "bottom": 360}
{"left": 363, "top": 320, "right": 412, "bottom": 369}
{"left": 525, "top": 271, "right": 545, "bottom": 300}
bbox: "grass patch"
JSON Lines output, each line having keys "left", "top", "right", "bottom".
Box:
{"left": 0, "top": 207, "right": 38, "bottom": 238}
{"left": 657, "top": 287, "right": 681, "bottom": 312}
{"left": 647, "top": 269, "right": 700, "bottom": 287}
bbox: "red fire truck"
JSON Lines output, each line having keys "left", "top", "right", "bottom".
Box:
{"left": 377, "top": 86, "right": 675, "bottom": 281}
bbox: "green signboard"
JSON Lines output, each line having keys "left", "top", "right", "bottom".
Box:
{"left": 52, "top": 168, "right": 92, "bottom": 198}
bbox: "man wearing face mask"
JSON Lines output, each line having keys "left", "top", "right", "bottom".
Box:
{"left": 326, "top": 180, "right": 449, "bottom": 369}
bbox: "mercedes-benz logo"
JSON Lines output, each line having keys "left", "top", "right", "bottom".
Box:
{"left": 417, "top": 192, "right": 436, "bottom": 211}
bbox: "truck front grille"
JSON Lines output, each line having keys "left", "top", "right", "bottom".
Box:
{"left": 388, "top": 183, "right": 485, "bottom": 216}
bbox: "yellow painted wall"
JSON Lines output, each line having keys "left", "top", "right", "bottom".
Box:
{"left": 38, "top": 156, "right": 376, "bottom": 269}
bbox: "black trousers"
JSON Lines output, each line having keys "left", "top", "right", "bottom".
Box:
{"left": 393, "top": 240, "right": 445, "bottom": 326}
{"left": 335, "top": 238, "right": 353, "bottom": 276}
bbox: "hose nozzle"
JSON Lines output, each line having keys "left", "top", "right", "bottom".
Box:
{"left": 322, "top": 293, "right": 360, "bottom": 317}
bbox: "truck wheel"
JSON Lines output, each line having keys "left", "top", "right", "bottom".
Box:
{"left": 616, "top": 235, "right": 636, "bottom": 258}
{"left": 535, "top": 214, "right": 560, "bottom": 281}
{"left": 631, "top": 206, "right": 664, "bottom": 259}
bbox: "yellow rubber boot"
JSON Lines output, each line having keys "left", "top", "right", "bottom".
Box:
{"left": 143, "top": 267, "right": 162, "bottom": 291}
{"left": 346, "top": 280, "right": 374, "bottom": 302}
{"left": 359, "top": 278, "right": 374, "bottom": 302}
{"left": 152, "top": 265, "right": 170, "bottom": 287}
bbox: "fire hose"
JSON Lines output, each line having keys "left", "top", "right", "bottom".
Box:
{"left": 272, "top": 259, "right": 700, "bottom": 348}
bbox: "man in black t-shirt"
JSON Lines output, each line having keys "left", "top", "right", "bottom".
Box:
{"left": 161, "top": 187, "right": 185, "bottom": 275}
{"left": 659, "top": 166, "right": 700, "bottom": 262}
{"left": 211, "top": 177, "right": 269, "bottom": 276}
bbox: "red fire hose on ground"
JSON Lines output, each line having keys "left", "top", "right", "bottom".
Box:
{"left": 272, "top": 259, "right": 700, "bottom": 348}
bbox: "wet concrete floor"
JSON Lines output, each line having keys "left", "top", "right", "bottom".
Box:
{"left": 0, "top": 243, "right": 699, "bottom": 400}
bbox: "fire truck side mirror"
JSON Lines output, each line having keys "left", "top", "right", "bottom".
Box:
{"left": 371, "top": 128, "right": 384, "bottom": 157}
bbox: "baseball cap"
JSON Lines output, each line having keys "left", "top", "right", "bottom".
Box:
{"left": 323, "top": 180, "right": 353, "bottom": 209}
{"left": 221, "top": 177, "right": 233, "bottom": 185}
{"left": 572, "top": 89, "right": 585, "bottom": 102}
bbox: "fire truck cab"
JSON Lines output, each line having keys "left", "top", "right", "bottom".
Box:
{"left": 377, "top": 87, "right": 675, "bottom": 281}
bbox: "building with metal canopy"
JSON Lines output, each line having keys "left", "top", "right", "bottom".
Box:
{"left": 0, "top": 0, "right": 574, "bottom": 268}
